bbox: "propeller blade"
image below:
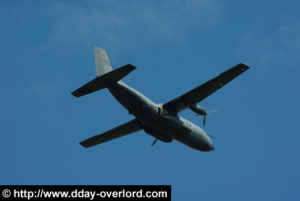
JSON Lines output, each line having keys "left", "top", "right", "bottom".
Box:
{"left": 203, "top": 109, "right": 217, "bottom": 127}
{"left": 208, "top": 109, "right": 217, "bottom": 113}
{"left": 192, "top": 107, "right": 217, "bottom": 127}
{"left": 151, "top": 138, "right": 158, "bottom": 146}
{"left": 207, "top": 133, "right": 217, "bottom": 139}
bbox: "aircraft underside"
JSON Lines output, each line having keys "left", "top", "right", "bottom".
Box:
{"left": 72, "top": 46, "right": 249, "bottom": 152}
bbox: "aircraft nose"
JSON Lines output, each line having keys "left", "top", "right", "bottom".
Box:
{"left": 205, "top": 138, "right": 215, "bottom": 151}
{"left": 200, "top": 143, "right": 214, "bottom": 152}
{"left": 194, "top": 127, "right": 215, "bottom": 151}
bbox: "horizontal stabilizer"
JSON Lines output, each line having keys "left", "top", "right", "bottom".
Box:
{"left": 80, "top": 119, "right": 141, "bottom": 148}
{"left": 71, "top": 77, "right": 105, "bottom": 97}
{"left": 100, "top": 64, "right": 136, "bottom": 84}
{"left": 71, "top": 64, "right": 136, "bottom": 97}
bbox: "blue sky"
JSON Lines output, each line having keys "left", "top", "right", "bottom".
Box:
{"left": 1, "top": 0, "right": 300, "bottom": 200}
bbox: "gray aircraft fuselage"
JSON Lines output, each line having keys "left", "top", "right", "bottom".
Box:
{"left": 107, "top": 81, "right": 214, "bottom": 152}
{"left": 73, "top": 47, "right": 249, "bottom": 151}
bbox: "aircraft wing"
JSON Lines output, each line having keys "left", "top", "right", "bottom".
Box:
{"left": 80, "top": 119, "right": 141, "bottom": 148}
{"left": 163, "top": 63, "right": 249, "bottom": 113}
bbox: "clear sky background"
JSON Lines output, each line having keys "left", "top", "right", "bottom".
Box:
{"left": 1, "top": 1, "right": 300, "bottom": 200}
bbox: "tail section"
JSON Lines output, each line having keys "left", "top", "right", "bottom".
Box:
{"left": 72, "top": 64, "right": 136, "bottom": 97}
{"left": 72, "top": 46, "right": 136, "bottom": 97}
{"left": 94, "top": 46, "right": 113, "bottom": 76}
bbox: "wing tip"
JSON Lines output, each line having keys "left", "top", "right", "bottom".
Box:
{"left": 71, "top": 90, "right": 81, "bottom": 97}
{"left": 79, "top": 141, "right": 89, "bottom": 148}
{"left": 126, "top": 64, "right": 137, "bottom": 71}
{"left": 238, "top": 63, "right": 250, "bottom": 71}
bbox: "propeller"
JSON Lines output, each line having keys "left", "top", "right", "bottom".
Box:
{"left": 195, "top": 109, "right": 217, "bottom": 127}
{"left": 187, "top": 103, "right": 217, "bottom": 127}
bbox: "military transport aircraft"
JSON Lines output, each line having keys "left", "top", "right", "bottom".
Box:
{"left": 72, "top": 47, "right": 249, "bottom": 152}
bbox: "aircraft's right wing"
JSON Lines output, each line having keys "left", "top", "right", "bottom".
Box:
{"left": 80, "top": 119, "right": 141, "bottom": 148}
{"left": 163, "top": 63, "right": 249, "bottom": 113}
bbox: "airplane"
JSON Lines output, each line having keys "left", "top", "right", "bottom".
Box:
{"left": 72, "top": 47, "right": 249, "bottom": 152}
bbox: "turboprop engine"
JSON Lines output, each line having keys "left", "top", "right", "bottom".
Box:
{"left": 187, "top": 104, "right": 216, "bottom": 127}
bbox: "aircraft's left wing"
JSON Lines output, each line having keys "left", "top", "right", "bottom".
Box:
{"left": 163, "top": 63, "right": 249, "bottom": 113}
{"left": 80, "top": 119, "right": 141, "bottom": 148}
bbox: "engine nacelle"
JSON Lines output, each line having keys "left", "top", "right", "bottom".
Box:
{"left": 188, "top": 104, "right": 207, "bottom": 116}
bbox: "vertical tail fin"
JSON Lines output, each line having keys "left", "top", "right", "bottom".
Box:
{"left": 94, "top": 46, "right": 113, "bottom": 76}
